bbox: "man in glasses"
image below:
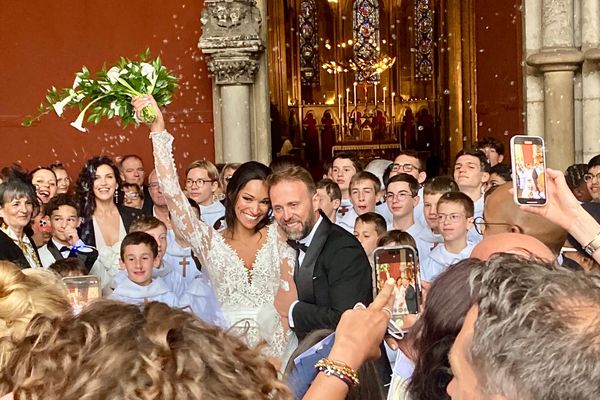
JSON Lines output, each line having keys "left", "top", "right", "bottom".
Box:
{"left": 585, "top": 154, "right": 600, "bottom": 202}
{"left": 120, "top": 154, "right": 153, "bottom": 215}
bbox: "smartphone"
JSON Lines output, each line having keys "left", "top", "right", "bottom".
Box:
{"left": 510, "top": 135, "right": 547, "bottom": 206}
{"left": 287, "top": 333, "right": 335, "bottom": 399}
{"left": 373, "top": 245, "right": 421, "bottom": 311}
{"left": 62, "top": 275, "right": 101, "bottom": 313}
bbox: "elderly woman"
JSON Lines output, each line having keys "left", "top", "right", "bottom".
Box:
{"left": 0, "top": 180, "right": 41, "bottom": 268}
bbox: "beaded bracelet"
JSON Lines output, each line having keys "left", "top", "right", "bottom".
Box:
{"left": 314, "top": 358, "right": 360, "bottom": 388}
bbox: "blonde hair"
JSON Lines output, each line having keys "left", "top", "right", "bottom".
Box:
{"left": 0, "top": 261, "right": 71, "bottom": 368}
{"left": 0, "top": 300, "right": 292, "bottom": 400}
{"left": 185, "top": 160, "right": 219, "bottom": 181}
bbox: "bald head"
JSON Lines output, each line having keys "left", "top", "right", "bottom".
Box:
{"left": 483, "top": 183, "right": 566, "bottom": 254}
{"left": 471, "top": 232, "right": 555, "bottom": 262}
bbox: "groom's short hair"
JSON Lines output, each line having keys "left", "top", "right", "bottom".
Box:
{"left": 267, "top": 166, "right": 316, "bottom": 194}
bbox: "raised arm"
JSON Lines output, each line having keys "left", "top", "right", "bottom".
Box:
{"left": 132, "top": 96, "right": 215, "bottom": 267}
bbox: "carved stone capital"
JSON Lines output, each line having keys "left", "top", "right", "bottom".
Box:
{"left": 526, "top": 48, "right": 584, "bottom": 72}
{"left": 206, "top": 52, "right": 260, "bottom": 85}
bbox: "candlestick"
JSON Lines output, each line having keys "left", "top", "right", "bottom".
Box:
{"left": 338, "top": 94, "right": 342, "bottom": 126}
{"left": 391, "top": 92, "right": 396, "bottom": 118}
{"left": 353, "top": 82, "right": 357, "bottom": 109}
{"left": 383, "top": 87, "right": 387, "bottom": 113}
{"left": 363, "top": 84, "right": 368, "bottom": 106}
{"left": 374, "top": 82, "right": 378, "bottom": 106}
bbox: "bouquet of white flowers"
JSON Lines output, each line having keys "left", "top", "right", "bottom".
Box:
{"left": 22, "top": 49, "right": 178, "bottom": 132}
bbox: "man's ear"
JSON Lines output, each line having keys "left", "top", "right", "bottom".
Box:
{"left": 481, "top": 172, "right": 490, "bottom": 184}
{"left": 418, "top": 170, "right": 427, "bottom": 184}
{"left": 75, "top": 217, "right": 82, "bottom": 228}
{"left": 153, "top": 256, "right": 161, "bottom": 268}
{"left": 466, "top": 216, "right": 475, "bottom": 230}
{"left": 333, "top": 198, "right": 341, "bottom": 210}
{"left": 413, "top": 195, "right": 420, "bottom": 208}
{"left": 498, "top": 154, "right": 504, "bottom": 164}
{"left": 211, "top": 180, "right": 219, "bottom": 194}
{"left": 119, "top": 259, "right": 126, "bottom": 270}
{"left": 510, "top": 224, "right": 522, "bottom": 234}
{"left": 312, "top": 192, "right": 320, "bottom": 210}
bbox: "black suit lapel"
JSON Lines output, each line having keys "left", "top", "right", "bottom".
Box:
{"left": 297, "top": 214, "right": 331, "bottom": 303}
{"left": 46, "top": 240, "right": 64, "bottom": 262}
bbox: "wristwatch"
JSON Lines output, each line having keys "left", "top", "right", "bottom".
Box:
{"left": 584, "top": 233, "right": 600, "bottom": 256}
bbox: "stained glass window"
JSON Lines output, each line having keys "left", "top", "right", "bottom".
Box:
{"left": 415, "top": 0, "right": 434, "bottom": 80}
{"left": 299, "top": 0, "right": 319, "bottom": 85}
{"left": 352, "top": 0, "right": 381, "bottom": 82}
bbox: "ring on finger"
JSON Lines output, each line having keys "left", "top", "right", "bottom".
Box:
{"left": 382, "top": 307, "right": 393, "bottom": 317}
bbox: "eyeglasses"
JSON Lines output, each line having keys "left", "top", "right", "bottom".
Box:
{"left": 583, "top": 173, "right": 600, "bottom": 182}
{"left": 385, "top": 191, "right": 415, "bottom": 202}
{"left": 186, "top": 178, "right": 216, "bottom": 188}
{"left": 473, "top": 217, "right": 513, "bottom": 235}
{"left": 148, "top": 182, "right": 160, "bottom": 189}
{"left": 437, "top": 213, "right": 466, "bottom": 223}
{"left": 224, "top": 176, "right": 233, "bottom": 183}
{"left": 391, "top": 163, "right": 420, "bottom": 173}
{"left": 124, "top": 193, "right": 140, "bottom": 200}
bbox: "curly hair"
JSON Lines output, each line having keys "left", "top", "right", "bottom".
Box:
{"left": 0, "top": 261, "right": 71, "bottom": 369}
{"left": 75, "top": 156, "right": 122, "bottom": 222}
{"left": 0, "top": 300, "right": 292, "bottom": 400}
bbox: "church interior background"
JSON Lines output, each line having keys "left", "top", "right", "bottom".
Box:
{"left": 1, "top": 0, "right": 598, "bottom": 177}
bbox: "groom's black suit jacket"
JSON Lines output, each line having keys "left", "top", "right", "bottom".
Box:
{"left": 292, "top": 213, "right": 373, "bottom": 339}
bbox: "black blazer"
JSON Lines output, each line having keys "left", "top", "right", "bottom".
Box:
{"left": 292, "top": 213, "right": 373, "bottom": 339}
{"left": 44, "top": 239, "right": 99, "bottom": 273}
{"left": 0, "top": 229, "right": 40, "bottom": 269}
{"left": 79, "top": 204, "right": 143, "bottom": 248}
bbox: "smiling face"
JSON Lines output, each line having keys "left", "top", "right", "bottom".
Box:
{"left": 270, "top": 179, "right": 319, "bottom": 241}
{"left": 454, "top": 155, "right": 489, "bottom": 192}
{"left": 350, "top": 179, "right": 378, "bottom": 215}
{"left": 386, "top": 181, "right": 418, "bottom": 219}
{"left": 0, "top": 196, "right": 34, "bottom": 232}
{"left": 32, "top": 169, "right": 57, "bottom": 204}
{"left": 233, "top": 179, "right": 270, "bottom": 231}
{"left": 53, "top": 168, "right": 70, "bottom": 194}
{"left": 587, "top": 165, "right": 600, "bottom": 201}
{"left": 120, "top": 243, "right": 159, "bottom": 286}
{"left": 123, "top": 187, "right": 143, "bottom": 209}
{"left": 185, "top": 167, "right": 218, "bottom": 206}
{"left": 93, "top": 164, "right": 118, "bottom": 202}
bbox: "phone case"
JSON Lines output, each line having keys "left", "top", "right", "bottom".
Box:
{"left": 510, "top": 135, "right": 547, "bottom": 206}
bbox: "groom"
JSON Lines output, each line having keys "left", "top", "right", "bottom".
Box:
{"left": 268, "top": 166, "right": 373, "bottom": 339}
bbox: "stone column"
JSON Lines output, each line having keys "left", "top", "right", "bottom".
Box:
{"left": 524, "top": 0, "right": 545, "bottom": 139}
{"left": 582, "top": 0, "right": 600, "bottom": 162}
{"left": 527, "top": 0, "right": 583, "bottom": 170}
{"left": 199, "top": 0, "right": 264, "bottom": 163}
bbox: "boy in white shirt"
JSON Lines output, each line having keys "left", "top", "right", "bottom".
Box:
{"left": 110, "top": 231, "right": 179, "bottom": 307}
{"left": 330, "top": 152, "right": 362, "bottom": 232}
{"left": 421, "top": 176, "right": 460, "bottom": 249}
{"left": 315, "top": 179, "right": 342, "bottom": 223}
{"left": 385, "top": 173, "right": 433, "bottom": 261}
{"left": 353, "top": 212, "right": 387, "bottom": 265}
{"left": 422, "top": 192, "right": 475, "bottom": 282}
{"left": 184, "top": 160, "right": 225, "bottom": 230}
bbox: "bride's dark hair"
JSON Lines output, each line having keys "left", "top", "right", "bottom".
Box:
{"left": 224, "top": 161, "right": 272, "bottom": 233}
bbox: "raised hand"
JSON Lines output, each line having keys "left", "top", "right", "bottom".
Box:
{"left": 131, "top": 95, "right": 165, "bottom": 133}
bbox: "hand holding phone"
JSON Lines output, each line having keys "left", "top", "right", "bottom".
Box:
{"left": 510, "top": 135, "right": 547, "bottom": 206}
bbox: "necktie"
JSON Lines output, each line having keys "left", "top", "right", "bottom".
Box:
{"left": 287, "top": 239, "right": 308, "bottom": 253}
{"left": 59, "top": 246, "right": 71, "bottom": 253}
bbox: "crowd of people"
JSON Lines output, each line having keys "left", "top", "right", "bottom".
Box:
{"left": 1, "top": 96, "right": 600, "bottom": 399}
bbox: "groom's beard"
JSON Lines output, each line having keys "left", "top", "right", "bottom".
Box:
{"left": 281, "top": 210, "right": 317, "bottom": 241}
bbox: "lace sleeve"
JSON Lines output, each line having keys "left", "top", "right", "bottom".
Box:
{"left": 276, "top": 229, "right": 296, "bottom": 293}
{"left": 150, "top": 130, "right": 215, "bottom": 267}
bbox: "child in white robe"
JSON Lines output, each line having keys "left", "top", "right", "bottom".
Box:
{"left": 110, "top": 231, "right": 178, "bottom": 307}
{"left": 422, "top": 192, "right": 475, "bottom": 282}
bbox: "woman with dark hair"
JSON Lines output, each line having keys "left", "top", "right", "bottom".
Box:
{"left": 132, "top": 96, "right": 297, "bottom": 360}
{"left": 76, "top": 156, "right": 142, "bottom": 290}
{"left": 0, "top": 180, "right": 41, "bottom": 269}
{"left": 28, "top": 166, "right": 58, "bottom": 248}
{"left": 388, "top": 258, "right": 479, "bottom": 400}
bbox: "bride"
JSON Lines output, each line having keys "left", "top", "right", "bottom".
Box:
{"left": 133, "top": 96, "right": 297, "bottom": 359}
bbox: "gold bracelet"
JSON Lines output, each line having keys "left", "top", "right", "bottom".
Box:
{"left": 314, "top": 358, "right": 360, "bottom": 387}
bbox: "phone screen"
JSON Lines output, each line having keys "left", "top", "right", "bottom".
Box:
{"left": 511, "top": 135, "right": 547, "bottom": 205}
{"left": 62, "top": 275, "right": 101, "bottom": 313}
{"left": 373, "top": 246, "right": 420, "bottom": 317}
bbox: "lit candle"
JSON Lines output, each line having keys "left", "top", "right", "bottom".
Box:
{"left": 338, "top": 94, "right": 342, "bottom": 125}
{"left": 353, "top": 82, "right": 358, "bottom": 109}
{"left": 374, "top": 82, "right": 378, "bottom": 106}
{"left": 346, "top": 88, "right": 350, "bottom": 126}
{"left": 391, "top": 92, "right": 396, "bottom": 117}
{"left": 383, "top": 86, "right": 387, "bottom": 112}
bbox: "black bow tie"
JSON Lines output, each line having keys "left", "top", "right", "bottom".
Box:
{"left": 287, "top": 240, "right": 308, "bottom": 253}
{"left": 59, "top": 246, "right": 71, "bottom": 253}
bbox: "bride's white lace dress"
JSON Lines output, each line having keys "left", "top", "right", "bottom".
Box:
{"left": 151, "top": 130, "right": 296, "bottom": 357}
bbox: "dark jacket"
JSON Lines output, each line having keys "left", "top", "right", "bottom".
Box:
{"left": 0, "top": 229, "right": 40, "bottom": 269}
